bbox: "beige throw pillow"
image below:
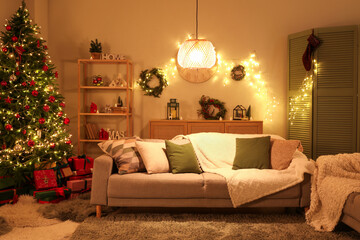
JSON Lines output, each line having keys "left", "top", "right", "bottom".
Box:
{"left": 270, "top": 139, "right": 302, "bottom": 170}
{"left": 135, "top": 141, "right": 170, "bottom": 174}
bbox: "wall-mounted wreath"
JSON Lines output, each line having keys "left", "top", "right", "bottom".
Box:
{"left": 138, "top": 68, "right": 168, "bottom": 98}
{"left": 231, "top": 65, "right": 246, "bottom": 81}
{"left": 198, "top": 95, "right": 227, "bottom": 120}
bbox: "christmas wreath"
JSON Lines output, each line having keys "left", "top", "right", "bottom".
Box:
{"left": 198, "top": 95, "right": 227, "bottom": 120}
{"left": 138, "top": 68, "right": 168, "bottom": 98}
{"left": 231, "top": 65, "right": 246, "bottom": 81}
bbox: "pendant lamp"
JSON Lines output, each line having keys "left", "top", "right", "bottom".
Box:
{"left": 177, "top": 0, "right": 217, "bottom": 83}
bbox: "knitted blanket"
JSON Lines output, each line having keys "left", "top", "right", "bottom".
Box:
{"left": 306, "top": 153, "right": 360, "bottom": 231}
{"left": 184, "top": 133, "right": 315, "bottom": 207}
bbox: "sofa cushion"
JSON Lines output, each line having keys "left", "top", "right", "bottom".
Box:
{"left": 233, "top": 136, "right": 271, "bottom": 170}
{"left": 136, "top": 141, "right": 170, "bottom": 174}
{"left": 108, "top": 172, "right": 205, "bottom": 199}
{"left": 165, "top": 141, "right": 202, "bottom": 174}
{"left": 270, "top": 139, "right": 301, "bottom": 170}
{"left": 343, "top": 192, "right": 360, "bottom": 222}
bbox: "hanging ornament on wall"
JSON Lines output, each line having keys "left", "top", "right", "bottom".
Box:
{"left": 197, "top": 95, "right": 227, "bottom": 120}
{"left": 138, "top": 68, "right": 168, "bottom": 98}
{"left": 230, "top": 65, "right": 246, "bottom": 81}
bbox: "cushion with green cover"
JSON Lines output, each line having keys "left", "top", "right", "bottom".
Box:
{"left": 165, "top": 140, "right": 202, "bottom": 174}
{"left": 232, "top": 136, "right": 270, "bottom": 170}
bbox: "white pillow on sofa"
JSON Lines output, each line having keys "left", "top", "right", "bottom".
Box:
{"left": 135, "top": 141, "right": 170, "bottom": 174}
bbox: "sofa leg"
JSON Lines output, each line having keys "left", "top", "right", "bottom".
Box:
{"left": 96, "top": 205, "right": 101, "bottom": 218}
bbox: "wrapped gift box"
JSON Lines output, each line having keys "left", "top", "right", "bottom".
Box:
{"left": 58, "top": 158, "right": 73, "bottom": 178}
{"left": 68, "top": 174, "right": 92, "bottom": 181}
{"left": 0, "top": 189, "right": 18, "bottom": 206}
{"left": 67, "top": 178, "right": 92, "bottom": 192}
{"left": 68, "top": 155, "right": 94, "bottom": 171}
{"left": 33, "top": 187, "right": 71, "bottom": 203}
{"left": 34, "top": 170, "right": 58, "bottom": 190}
{"left": 72, "top": 169, "right": 92, "bottom": 176}
{"left": 0, "top": 175, "right": 15, "bottom": 190}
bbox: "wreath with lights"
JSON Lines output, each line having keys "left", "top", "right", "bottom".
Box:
{"left": 198, "top": 95, "right": 227, "bottom": 120}
{"left": 231, "top": 64, "right": 246, "bottom": 81}
{"left": 138, "top": 68, "right": 168, "bottom": 98}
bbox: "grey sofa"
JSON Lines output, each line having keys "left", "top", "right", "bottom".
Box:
{"left": 90, "top": 154, "right": 312, "bottom": 218}
{"left": 341, "top": 193, "right": 360, "bottom": 233}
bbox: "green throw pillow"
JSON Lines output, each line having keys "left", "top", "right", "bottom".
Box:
{"left": 165, "top": 140, "right": 202, "bottom": 174}
{"left": 232, "top": 136, "right": 271, "bottom": 170}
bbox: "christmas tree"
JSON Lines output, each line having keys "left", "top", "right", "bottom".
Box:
{"left": 0, "top": 1, "right": 72, "bottom": 185}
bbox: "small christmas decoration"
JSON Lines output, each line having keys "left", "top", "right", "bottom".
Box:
{"left": 90, "top": 102, "right": 97, "bottom": 113}
{"left": 233, "top": 105, "right": 247, "bottom": 120}
{"left": 138, "top": 68, "right": 168, "bottom": 98}
{"left": 92, "top": 75, "right": 103, "bottom": 86}
{"left": 13, "top": 144, "right": 22, "bottom": 151}
{"left": 39, "top": 118, "right": 46, "bottom": 124}
{"left": 63, "top": 117, "right": 70, "bottom": 125}
{"left": 116, "top": 96, "right": 123, "bottom": 107}
{"left": 9, "top": 74, "right": 16, "bottom": 81}
{"left": 231, "top": 65, "right": 246, "bottom": 81}
{"left": 198, "top": 95, "right": 227, "bottom": 120}
{"left": 99, "top": 128, "right": 109, "bottom": 140}
{"left": 302, "top": 33, "right": 320, "bottom": 71}
{"left": 89, "top": 39, "right": 102, "bottom": 59}
{"left": 108, "top": 130, "right": 125, "bottom": 140}
{"left": 246, "top": 105, "right": 252, "bottom": 119}
{"left": 167, "top": 99, "right": 179, "bottom": 120}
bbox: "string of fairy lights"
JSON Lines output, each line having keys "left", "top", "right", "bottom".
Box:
{"left": 288, "top": 60, "right": 317, "bottom": 125}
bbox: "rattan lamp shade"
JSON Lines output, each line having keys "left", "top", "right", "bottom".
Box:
{"left": 177, "top": 39, "right": 216, "bottom": 69}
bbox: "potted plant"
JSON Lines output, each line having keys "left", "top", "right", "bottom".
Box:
{"left": 89, "top": 39, "right": 102, "bottom": 59}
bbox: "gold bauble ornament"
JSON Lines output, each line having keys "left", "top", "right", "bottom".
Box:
{"left": 14, "top": 144, "right": 22, "bottom": 151}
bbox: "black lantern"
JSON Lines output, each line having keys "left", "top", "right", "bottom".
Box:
{"left": 233, "top": 105, "right": 247, "bottom": 120}
{"left": 167, "top": 99, "right": 179, "bottom": 120}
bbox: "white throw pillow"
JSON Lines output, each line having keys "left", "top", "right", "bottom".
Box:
{"left": 135, "top": 141, "right": 170, "bottom": 174}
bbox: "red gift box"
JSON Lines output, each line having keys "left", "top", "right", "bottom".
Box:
{"left": 34, "top": 170, "right": 58, "bottom": 190}
{"left": 33, "top": 187, "right": 71, "bottom": 204}
{"left": 0, "top": 189, "right": 18, "bottom": 206}
{"left": 72, "top": 169, "right": 92, "bottom": 176}
{"left": 67, "top": 178, "right": 92, "bottom": 192}
{"left": 68, "top": 174, "right": 92, "bottom": 181}
{"left": 68, "top": 155, "right": 94, "bottom": 171}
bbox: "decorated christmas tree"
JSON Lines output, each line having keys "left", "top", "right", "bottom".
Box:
{"left": 0, "top": 1, "right": 72, "bottom": 185}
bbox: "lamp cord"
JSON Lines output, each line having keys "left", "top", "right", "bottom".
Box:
{"left": 196, "top": 0, "right": 198, "bottom": 39}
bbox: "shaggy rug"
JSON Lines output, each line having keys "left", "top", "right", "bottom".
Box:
{"left": 0, "top": 194, "right": 359, "bottom": 240}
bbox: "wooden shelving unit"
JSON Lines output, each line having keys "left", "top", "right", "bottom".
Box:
{"left": 77, "top": 59, "right": 133, "bottom": 154}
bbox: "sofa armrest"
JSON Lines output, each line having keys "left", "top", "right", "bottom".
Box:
{"left": 90, "top": 154, "right": 113, "bottom": 206}
{"left": 299, "top": 173, "right": 311, "bottom": 207}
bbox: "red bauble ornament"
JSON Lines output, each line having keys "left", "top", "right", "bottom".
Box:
{"left": 59, "top": 102, "right": 65, "bottom": 108}
{"left": 63, "top": 117, "right": 70, "bottom": 125}
{"left": 15, "top": 114, "right": 20, "bottom": 119}
{"left": 44, "top": 45, "right": 48, "bottom": 50}
{"left": 50, "top": 143, "right": 55, "bottom": 149}
{"left": 5, "top": 25, "right": 11, "bottom": 31}
{"left": 2, "top": 47, "right": 7, "bottom": 53}
{"left": 30, "top": 80, "right": 36, "bottom": 86}
{"left": 32, "top": 90, "right": 38, "bottom": 96}
{"left": 2, "top": 144, "right": 6, "bottom": 150}
{"left": 27, "top": 140, "right": 35, "bottom": 147}
{"left": 55, "top": 71, "right": 59, "bottom": 78}
{"left": 22, "top": 129, "right": 27, "bottom": 135}
{"left": 37, "top": 40, "right": 40, "bottom": 48}
{"left": 65, "top": 140, "right": 72, "bottom": 145}
{"left": 39, "top": 118, "right": 45, "bottom": 124}
{"left": 21, "top": 82, "right": 27, "bottom": 86}
{"left": 25, "top": 105, "right": 30, "bottom": 110}
{"left": 11, "top": 36, "right": 18, "bottom": 42}
{"left": 58, "top": 111, "right": 63, "bottom": 117}
{"left": 42, "top": 65, "right": 48, "bottom": 71}
{"left": 1, "top": 81, "right": 7, "bottom": 86}
{"left": 5, "top": 124, "right": 12, "bottom": 131}
{"left": 93, "top": 79, "right": 97, "bottom": 84}
{"left": 43, "top": 105, "right": 50, "bottom": 112}
{"left": 15, "top": 71, "right": 20, "bottom": 76}
{"left": 48, "top": 96, "right": 55, "bottom": 103}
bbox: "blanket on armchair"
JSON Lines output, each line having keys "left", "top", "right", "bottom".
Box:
{"left": 305, "top": 153, "right": 360, "bottom": 231}
{"left": 184, "top": 133, "right": 315, "bottom": 207}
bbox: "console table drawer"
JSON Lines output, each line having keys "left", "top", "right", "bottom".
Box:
{"left": 187, "top": 122, "right": 224, "bottom": 134}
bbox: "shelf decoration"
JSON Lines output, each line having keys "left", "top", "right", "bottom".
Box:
{"left": 138, "top": 68, "right": 168, "bottom": 98}
{"left": 90, "top": 102, "right": 97, "bottom": 113}
{"left": 108, "top": 130, "right": 125, "bottom": 140}
{"left": 109, "top": 73, "right": 127, "bottom": 87}
{"left": 233, "top": 105, "right": 247, "bottom": 120}
{"left": 99, "top": 128, "right": 109, "bottom": 140}
{"left": 198, "top": 95, "right": 226, "bottom": 120}
{"left": 92, "top": 75, "right": 103, "bottom": 86}
{"left": 89, "top": 39, "right": 102, "bottom": 59}
{"left": 167, "top": 99, "right": 179, "bottom": 120}
{"left": 102, "top": 53, "right": 126, "bottom": 60}
{"left": 231, "top": 65, "right": 246, "bottom": 81}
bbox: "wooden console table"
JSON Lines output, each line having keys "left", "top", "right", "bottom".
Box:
{"left": 149, "top": 120, "right": 263, "bottom": 139}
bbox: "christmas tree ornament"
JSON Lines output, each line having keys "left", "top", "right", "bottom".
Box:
{"left": 31, "top": 90, "right": 38, "bottom": 96}
{"left": 65, "top": 140, "right": 72, "bottom": 145}
{"left": 5, "top": 124, "right": 13, "bottom": 131}
{"left": 2, "top": 47, "right": 7, "bottom": 53}
{"left": 14, "top": 144, "right": 22, "bottom": 151}
{"left": 43, "top": 105, "right": 50, "bottom": 112}
{"left": 29, "top": 80, "right": 36, "bottom": 86}
{"left": 1, "top": 81, "right": 7, "bottom": 86}
{"left": 55, "top": 71, "right": 59, "bottom": 78}
{"left": 21, "top": 82, "right": 27, "bottom": 86}
{"left": 50, "top": 143, "right": 55, "bottom": 149}
{"left": 15, "top": 113, "right": 20, "bottom": 118}
{"left": 15, "top": 70, "right": 20, "bottom": 76}
{"left": 5, "top": 96, "right": 12, "bottom": 103}
{"left": 11, "top": 36, "right": 18, "bottom": 42}
{"left": 5, "top": 25, "right": 11, "bottom": 31}
{"left": 22, "top": 129, "right": 27, "bottom": 135}
{"left": 47, "top": 85, "right": 54, "bottom": 91}
{"left": 27, "top": 140, "right": 35, "bottom": 147}
{"left": 42, "top": 65, "right": 48, "bottom": 71}
{"left": 59, "top": 102, "right": 65, "bottom": 108}
{"left": 63, "top": 117, "right": 70, "bottom": 125}
{"left": 58, "top": 111, "right": 63, "bottom": 117}
{"left": 9, "top": 74, "right": 16, "bottom": 81}
{"left": 24, "top": 105, "right": 30, "bottom": 110}
{"left": 39, "top": 118, "right": 45, "bottom": 124}
{"left": 48, "top": 95, "right": 55, "bottom": 102}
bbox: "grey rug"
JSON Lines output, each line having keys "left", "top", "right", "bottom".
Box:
{"left": 33, "top": 195, "right": 359, "bottom": 240}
